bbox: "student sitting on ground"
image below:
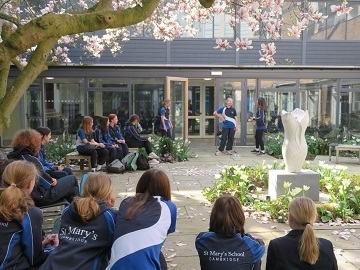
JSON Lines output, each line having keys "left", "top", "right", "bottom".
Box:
{"left": 39, "top": 172, "right": 117, "bottom": 270}
{"left": 123, "top": 114, "right": 160, "bottom": 165}
{"left": 266, "top": 197, "right": 338, "bottom": 270}
{"left": 108, "top": 113, "right": 129, "bottom": 159}
{"left": 7, "top": 129, "right": 79, "bottom": 207}
{"left": 196, "top": 195, "right": 265, "bottom": 270}
{"left": 76, "top": 116, "right": 109, "bottom": 172}
{"left": 0, "top": 160, "right": 59, "bottom": 269}
{"left": 36, "top": 127, "right": 73, "bottom": 179}
{"left": 95, "top": 116, "right": 122, "bottom": 164}
{"left": 107, "top": 169, "right": 177, "bottom": 270}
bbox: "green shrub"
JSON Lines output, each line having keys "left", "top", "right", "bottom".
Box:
{"left": 151, "top": 135, "right": 191, "bottom": 162}
{"left": 44, "top": 132, "right": 76, "bottom": 164}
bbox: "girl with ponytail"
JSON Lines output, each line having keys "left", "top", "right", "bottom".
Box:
{"left": 266, "top": 197, "right": 338, "bottom": 270}
{"left": 39, "top": 173, "right": 117, "bottom": 270}
{"left": 0, "top": 160, "right": 57, "bottom": 269}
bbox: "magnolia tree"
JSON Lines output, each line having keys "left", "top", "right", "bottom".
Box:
{"left": 0, "top": 0, "right": 352, "bottom": 133}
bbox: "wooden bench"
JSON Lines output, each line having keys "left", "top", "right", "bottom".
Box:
{"left": 335, "top": 144, "right": 360, "bottom": 164}
{"left": 65, "top": 151, "right": 92, "bottom": 172}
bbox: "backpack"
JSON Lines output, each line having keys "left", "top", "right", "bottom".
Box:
{"left": 79, "top": 173, "right": 90, "bottom": 195}
{"left": 107, "top": 159, "right": 126, "bottom": 174}
{"left": 136, "top": 153, "right": 150, "bottom": 170}
{"left": 121, "top": 152, "right": 139, "bottom": 171}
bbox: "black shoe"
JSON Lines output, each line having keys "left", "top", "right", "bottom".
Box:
{"left": 251, "top": 149, "right": 259, "bottom": 153}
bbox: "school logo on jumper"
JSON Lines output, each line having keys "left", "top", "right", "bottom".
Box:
{"left": 59, "top": 226, "right": 98, "bottom": 243}
{"left": 203, "top": 250, "right": 245, "bottom": 262}
{"left": 0, "top": 221, "right": 9, "bottom": 227}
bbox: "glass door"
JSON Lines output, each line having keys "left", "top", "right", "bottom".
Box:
{"left": 26, "top": 82, "right": 43, "bottom": 129}
{"left": 166, "top": 77, "right": 188, "bottom": 140}
{"left": 188, "top": 80, "right": 215, "bottom": 138}
{"left": 216, "top": 80, "right": 246, "bottom": 145}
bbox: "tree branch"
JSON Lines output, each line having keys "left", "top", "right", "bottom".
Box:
{"left": 11, "top": 58, "right": 24, "bottom": 71}
{"left": 198, "top": 0, "right": 215, "bottom": 8}
{"left": 0, "top": 13, "right": 21, "bottom": 28}
{"left": 0, "top": 0, "right": 161, "bottom": 70}
{"left": 0, "top": 38, "right": 57, "bottom": 133}
{"left": 0, "top": 62, "right": 9, "bottom": 99}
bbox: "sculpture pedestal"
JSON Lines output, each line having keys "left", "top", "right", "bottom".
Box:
{"left": 268, "top": 170, "right": 320, "bottom": 201}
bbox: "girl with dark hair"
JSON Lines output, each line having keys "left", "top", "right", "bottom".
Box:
{"left": 7, "top": 129, "right": 79, "bottom": 207}
{"left": 107, "top": 169, "right": 177, "bottom": 270}
{"left": 251, "top": 97, "right": 268, "bottom": 155}
{"left": 196, "top": 195, "right": 265, "bottom": 270}
{"left": 39, "top": 173, "right": 117, "bottom": 270}
{"left": 108, "top": 114, "right": 129, "bottom": 159}
{"left": 266, "top": 197, "right": 338, "bottom": 270}
{"left": 94, "top": 116, "right": 121, "bottom": 163}
{"left": 0, "top": 161, "right": 58, "bottom": 269}
{"left": 123, "top": 114, "right": 160, "bottom": 165}
{"left": 36, "top": 127, "right": 73, "bottom": 179}
{"left": 76, "top": 116, "right": 109, "bottom": 171}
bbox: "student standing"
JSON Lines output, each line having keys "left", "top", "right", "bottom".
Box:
{"left": 108, "top": 114, "right": 129, "bottom": 159}
{"left": 36, "top": 127, "right": 73, "bottom": 179}
{"left": 213, "top": 98, "right": 238, "bottom": 155}
{"left": 251, "top": 97, "right": 267, "bottom": 155}
{"left": 76, "top": 116, "right": 109, "bottom": 171}
{"left": 0, "top": 160, "right": 58, "bottom": 269}
{"left": 266, "top": 197, "right": 338, "bottom": 270}
{"left": 107, "top": 169, "right": 177, "bottom": 270}
{"left": 158, "top": 99, "right": 173, "bottom": 139}
{"left": 39, "top": 173, "right": 117, "bottom": 270}
{"left": 196, "top": 195, "right": 265, "bottom": 270}
{"left": 7, "top": 129, "right": 79, "bottom": 207}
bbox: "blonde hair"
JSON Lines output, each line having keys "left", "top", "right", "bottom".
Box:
{"left": 0, "top": 161, "right": 37, "bottom": 222}
{"left": 289, "top": 197, "right": 319, "bottom": 265}
{"left": 75, "top": 173, "right": 113, "bottom": 222}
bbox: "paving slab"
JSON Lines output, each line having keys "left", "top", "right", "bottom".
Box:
{"left": 71, "top": 146, "right": 360, "bottom": 270}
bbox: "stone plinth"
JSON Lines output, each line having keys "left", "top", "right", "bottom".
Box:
{"left": 268, "top": 169, "right": 320, "bottom": 201}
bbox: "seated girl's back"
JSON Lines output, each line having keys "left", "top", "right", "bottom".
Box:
{"left": 196, "top": 195, "right": 265, "bottom": 270}
{"left": 39, "top": 173, "right": 117, "bottom": 270}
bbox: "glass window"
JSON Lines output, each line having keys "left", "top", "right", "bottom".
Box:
{"left": 88, "top": 91, "right": 129, "bottom": 129}
{"left": 44, "top": 78, "right": 85, "bottom": 134}
{"left": 340, "top": 79, "right": 360, "bottom": 133}
{"left": 88, "top": 78, "right": 128, "bottom": 88}
{"left": 132, "top": 78, "right": 165, "bottom": 134}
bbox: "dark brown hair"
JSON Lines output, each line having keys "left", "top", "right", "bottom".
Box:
{"left": 11, "top": 129, "right": 42, "bottom": 155}
{"left": 0, "top": 161, "right": 37, "bottom": 221}
{"left": 98, "top": 116, "right": 109, "bottom": 131}
{"left": 129, "top": 114, "right": 140, "bottom": 123}
{"left": 209, "top": 195, "right": 245, "bottom": 237}
{"left": 36, "top": 127, "right": 51, "bottom": 137}
{"left": 257, "top": 97, "right": 268, "bottom": 112}
{"left": 125, "top": 169, "right": 171, "bottom": 220}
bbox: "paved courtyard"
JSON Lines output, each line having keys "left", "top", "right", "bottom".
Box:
{"left": 103, "top": 146, "right": 360, "bottom": 270}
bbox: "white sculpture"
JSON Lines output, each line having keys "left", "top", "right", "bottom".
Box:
{"left": 281, "top": 108, "right": 310, "bottom": 172}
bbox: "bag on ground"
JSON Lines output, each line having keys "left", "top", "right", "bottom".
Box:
{"left": 121, "top": 152, "right": 139, "bottom": 171}
{"left": 107, "top": 159, "right": 126, "bottom": 174}
{"left": 136, "top": 153, "right": 150, "bottom": 170}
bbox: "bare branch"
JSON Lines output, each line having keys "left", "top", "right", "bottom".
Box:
{"left": 0, "top": 13, "right": 21, "bottom": 27}
{"left": 11, "top": 58, "right": 24, "bottom": 71}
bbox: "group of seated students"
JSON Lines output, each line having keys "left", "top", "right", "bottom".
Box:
{"left": 0, "top": 164, "right": 176, "bottom": 270}
{"left": 77, "top": 113, "right": 160, "bottom": 171}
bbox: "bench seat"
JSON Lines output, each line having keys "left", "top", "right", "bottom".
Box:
{"left": 65, "top": 151, "right": 92, "bottom": 172}
{"left": 335, "top": 144, "right": 360, "bottom": 164}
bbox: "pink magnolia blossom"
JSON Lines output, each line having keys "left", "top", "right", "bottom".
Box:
{"left": 331, "top": 2, "right": 353, "bottom": 16}
{"left": 234, "top": 38, "right": 253, "bottom": 51}
{"left": 214, "top": 39, "right": 232, "bottom": 51}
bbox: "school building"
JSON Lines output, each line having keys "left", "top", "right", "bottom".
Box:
{"left": 3, "top": 0, "right": 360, "bottom": 146}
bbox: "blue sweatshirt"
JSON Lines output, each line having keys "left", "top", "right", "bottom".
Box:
{"left": 39, "top": 201, "right": 116, "bottom": 270}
